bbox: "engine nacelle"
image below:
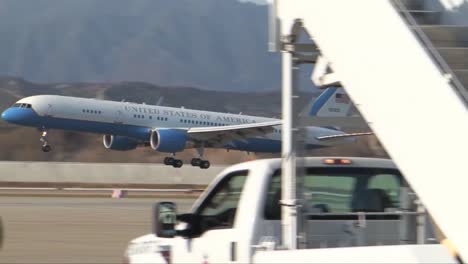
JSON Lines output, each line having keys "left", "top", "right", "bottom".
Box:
{"left": 103, "top": 135, "right": 138, "bottom": 151}
{"left": 150, "top": 129, "right": 188, "bottom": 153}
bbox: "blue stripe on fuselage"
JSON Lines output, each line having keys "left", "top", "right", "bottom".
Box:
{"left": 1, "top": 107, "right": 151, "bottom": 141}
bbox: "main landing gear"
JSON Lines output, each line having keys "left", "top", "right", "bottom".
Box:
{"left": 162, "top": 157, "right": 210, "bottom": 169}
{"left": 190, "top": 158, "right": 210, "bottom": 169}
{"left": 191, "top": 147, "right": 210, "bottom": 169}
{"left": 163, "top": 147, "right": 211, "bottom": 169}
{"left": 163, "top": 157, "right": 183, "bottom": 168}
{"left": 40, "top": 130, "right": 52, "bottom": 153}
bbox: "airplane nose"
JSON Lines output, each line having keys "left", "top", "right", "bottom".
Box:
{"left": 1, "top": 107, "right": 39, "bottom": 126}
{"left": 1, "top": 109, "right": 11, "bottom": 122}
{"left": 1, "top": 107, "right": 30, "bottom": 124}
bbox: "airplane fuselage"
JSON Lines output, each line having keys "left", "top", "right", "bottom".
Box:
{"left": 1, "top": 95, "right": 349, "bottom": 153}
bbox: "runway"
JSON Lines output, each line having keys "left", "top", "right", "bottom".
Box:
{"left": 0, "top": 194, "right": 197, "bottom": 263}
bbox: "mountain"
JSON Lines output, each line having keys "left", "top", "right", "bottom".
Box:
{"left": 0, "top": 0, "right": 314, "bottom": 91}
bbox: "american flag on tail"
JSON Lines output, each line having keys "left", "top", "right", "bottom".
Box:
{"left": 335, "top": 93, "right": 350, "bottom": 104}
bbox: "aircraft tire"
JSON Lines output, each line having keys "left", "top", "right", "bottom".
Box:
{"left": 172, "top": 159, "right": 183, "bottom": 168}
{"left": 164, "top": 157, "right": 175, "bottom": 165}
{"left": 42, "top": 145, "right": 52, "bottom": 152}
{"left": 200, "top": 160, "right": 210, "bottom": 169}
{"left": 191, "top": 158, "right": 201, "bottom": 166}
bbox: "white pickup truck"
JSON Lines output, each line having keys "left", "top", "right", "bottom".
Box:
{"left": 123, "top": 157, "right": 456, "bottom": 263}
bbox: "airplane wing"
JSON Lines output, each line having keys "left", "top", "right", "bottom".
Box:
{"left": 187, "top": 120, "right": 281, "bottom": 147}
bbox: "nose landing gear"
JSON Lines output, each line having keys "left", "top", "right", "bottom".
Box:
{"left": 41, "top": 144, "right": 52, "bottom": 152}
{"left": 40, "top": 130, "right": 52, "bottom": 152}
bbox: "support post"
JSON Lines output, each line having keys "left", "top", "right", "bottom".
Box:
{"left": 281, "top": 46, "right": 300, "bottom": 250}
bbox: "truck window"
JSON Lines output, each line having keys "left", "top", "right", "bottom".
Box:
{"left": 264, "top": 168, "right": 402, "bottom": 220}
{"left": 367, "top": 174, "right": 400, "bottom": 209}
{"left": 196, "top": 170, "right": 248, "bottom": 233}
{"left": 304, "top": 175, "right": 355, "bottom": 213}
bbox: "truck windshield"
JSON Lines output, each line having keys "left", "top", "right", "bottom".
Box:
{"left": 264, "top": 167, "right": 402, "bottom": 220}
{"left": 195, "top": 170, "right": 249, "bottom": 233}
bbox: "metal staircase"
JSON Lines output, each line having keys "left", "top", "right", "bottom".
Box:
{"left": 272, "top": 0, "right": 468, "bottom": 260}
{"left": 395, "top": 0, "right": 468, "bottom": 102}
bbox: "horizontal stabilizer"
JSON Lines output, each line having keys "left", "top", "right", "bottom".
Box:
{"left": 316, "top": 131, "right": 373, "bottom": 141}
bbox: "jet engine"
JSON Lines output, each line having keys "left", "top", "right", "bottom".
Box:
{"left": 150, "top": 129, "right": 188, "bottom": 153}
{"left": 103, "top": 135, "right": 138, "bottom": 151}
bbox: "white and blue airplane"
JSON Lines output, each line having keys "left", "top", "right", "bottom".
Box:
{"left": 1, "top": 87, "right": 358, "bottom": 169}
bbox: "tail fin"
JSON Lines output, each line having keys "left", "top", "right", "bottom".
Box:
{"left": 307, "top": 87, "right": 352, "bottom": 117}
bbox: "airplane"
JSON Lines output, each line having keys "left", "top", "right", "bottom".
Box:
{"left": 1, "top": 87, "right": 363, "bottom": 169}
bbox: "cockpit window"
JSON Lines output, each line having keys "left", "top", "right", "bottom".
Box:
{"left": 13, "top": 103, "right": 32, "bottom": 108}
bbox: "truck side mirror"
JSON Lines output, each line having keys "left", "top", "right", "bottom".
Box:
{"left": 153, "top": 202, "right": 177, "bottom": 238}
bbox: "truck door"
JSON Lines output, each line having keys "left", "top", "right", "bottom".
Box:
{"left": 172, "top": 170, "right": 248, "bottom": 263}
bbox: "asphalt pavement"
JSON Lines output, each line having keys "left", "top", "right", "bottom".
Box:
{"left": 0, "top": 195, "right": 196, "bottom": 263}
